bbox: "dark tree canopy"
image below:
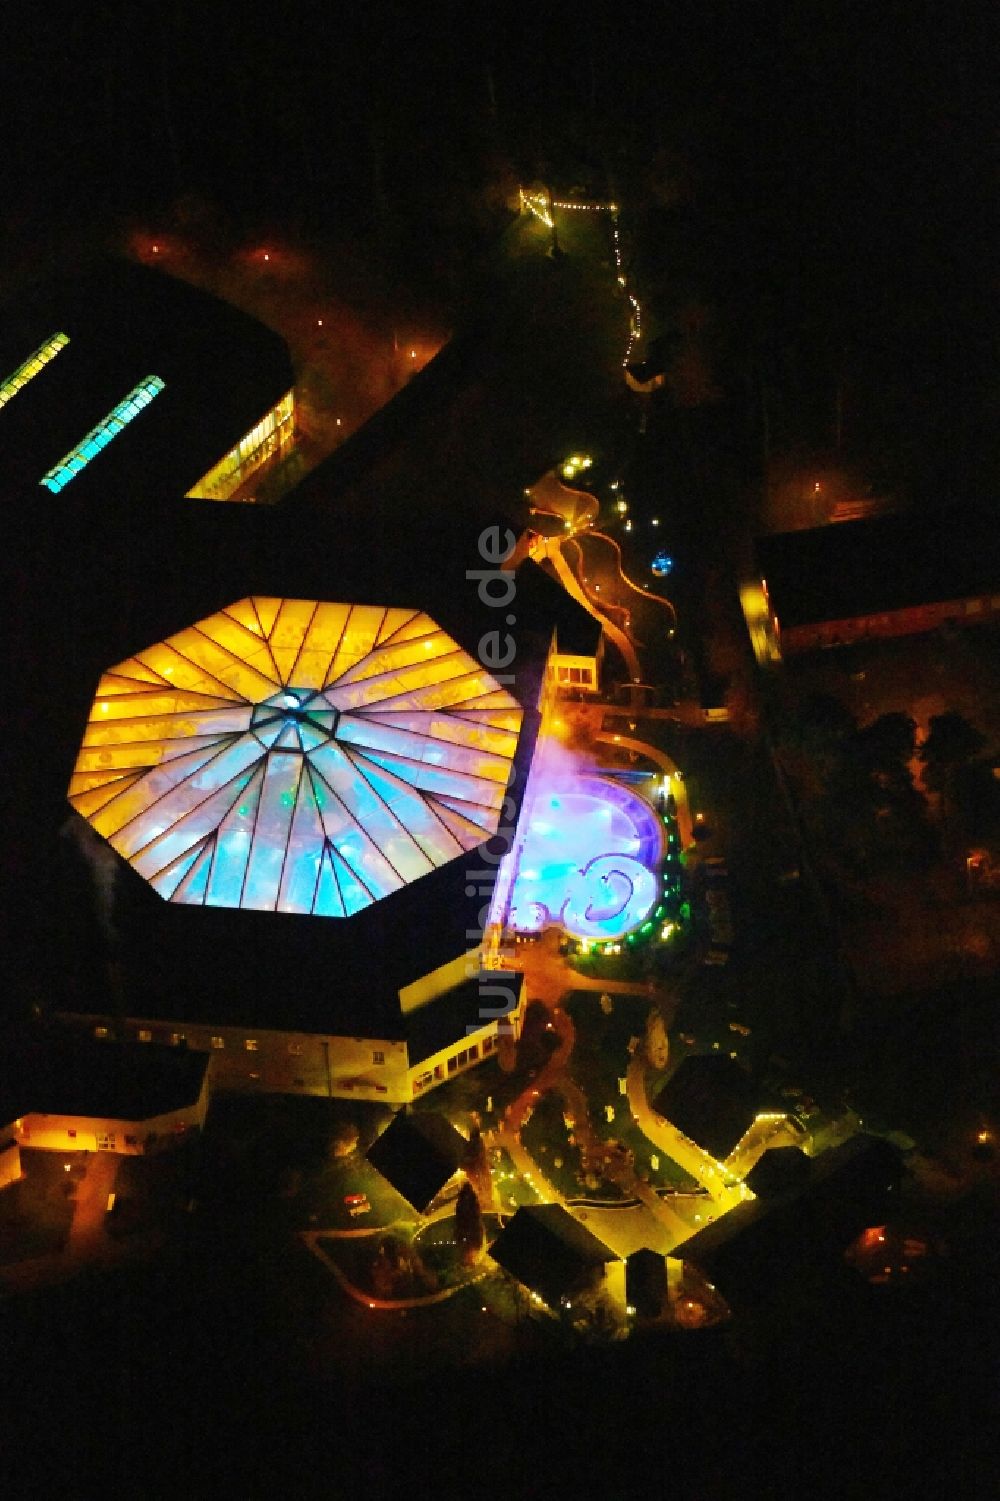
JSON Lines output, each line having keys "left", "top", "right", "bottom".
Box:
{"left": 455, "top": 1181, "right": 484, "bottom": 1264}
{"left": 856, "top": 713, "right": 918, "bottom": 774}
{"left": 920, "top": 713, "right": 987, "bottom": 792}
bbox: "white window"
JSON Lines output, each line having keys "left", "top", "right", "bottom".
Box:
{"left": 245, "top": 1039, "right": 259, "bottom": 1052}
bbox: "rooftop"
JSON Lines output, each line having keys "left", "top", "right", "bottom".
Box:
{"left": 756, "top": 507, "right": 1000, "bottom": 630}
{"left": 651, "top": 1055, "right": 758, "bottom": 1161}
{"left": 488, "top": 1203, "right": 618, "bottom": 1302}
{"left": 0, "top": 257, "right": 292, "bottom": 509}
{"left": 676, "top": 1135, "right": 902, "bottom": 1290}
{"left": 365, "top": 1110, "right": 467, "bottom": 1213}
{"left": 0, "top": 1024, "right": 208, "bottom": 1126}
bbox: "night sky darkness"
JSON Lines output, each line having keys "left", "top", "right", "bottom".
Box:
{"left": 1, "top": 3, "right": 997, "bottom": 1495}
{"left": 3, "top": 1, "right": 996, "bottom": 499}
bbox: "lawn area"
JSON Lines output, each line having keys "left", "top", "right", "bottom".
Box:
{"left": 521, "top": 1089, "right": 626, "bottom": 1202}
{"left": 293, "top": 1152, "right": 415, "bottom": 1232}
{"left": 318, "top": 1215, "right": 487, "bottom": 1299}
{"left": 564, "top": 991, "right": 698, "bottom": 1192}
{"left": 198, "top": 1092, "right": 410, "bottom": 1229}
{"left": 0, "top": 1150, "right": 75, "bottom": 1264}
{"left": 491, "top": 1145, "right": 542, "bottom": 1211}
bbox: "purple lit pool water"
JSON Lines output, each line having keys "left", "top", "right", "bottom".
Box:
{"left": 508, "top": 774, "right": 663, "bottom": 941}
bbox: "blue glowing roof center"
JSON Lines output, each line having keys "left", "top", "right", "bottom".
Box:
{"left": 250, "top": 689, "right": 339, "bottom": 750}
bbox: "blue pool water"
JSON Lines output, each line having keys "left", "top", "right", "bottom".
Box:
{"left": 508, "top": 774, "right": 663, "bottom": 941}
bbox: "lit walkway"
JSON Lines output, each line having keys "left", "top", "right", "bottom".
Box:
{"left": 625, "top": 1053, "right": 749, "bottom": 1212}
{"left": 594, "top": 731, "right": 693, "bottom": 847}
{"left": 723, "top": 1115, "right": 805, "bottom": 1180}
{"left": 0, "top": 1153, "right": 145, "bottom": 1294}
{"left": 493, "top": 947, "right": 700, "bottom": 1251}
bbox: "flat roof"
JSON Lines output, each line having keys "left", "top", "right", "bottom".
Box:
{"left": 366, "top": 1110, "right": 466, "bottom": 1212}
{"left": 756, "top": 508, "right": 1000, "bottom": 630}
{"left": 0, "top": 257, "right": 292, "bottom": 507}
{"left": 405, "top": 974, "right": 524, "bottom": 1064}
{"left": 0, "top": 1025, "right": 208, "bottom": 1125}
{"left": 651, "top": 1056, "right": 758, "bottom": 1160}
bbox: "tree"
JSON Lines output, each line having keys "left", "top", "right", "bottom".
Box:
{"left": 855, "top": 712, "right": 918, "bottom": 777}
{"left": 454, "top": 1181, "right": 484, "bottom": 1267}
{"left": 921, "top": 713, "right": 989, "bottom": 845}
{"left": 463, "top": 1123, "right": 494, "bottom": 1209}
{"left": 643, "top": 1007, "right": 669, "bottom": 1071}
{"left": 921, "top": 713, "right": 987, "bottom": 795}
{"left": 329, "top": 1121, "right": 359, "bottom": 1160}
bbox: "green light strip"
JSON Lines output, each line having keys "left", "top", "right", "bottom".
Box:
{"left": 0, "top": 332, "right": 69, "bottom": 410}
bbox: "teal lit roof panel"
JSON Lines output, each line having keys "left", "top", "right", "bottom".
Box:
{"left": 40, "top": 376, "right": 165, "bottom": 493}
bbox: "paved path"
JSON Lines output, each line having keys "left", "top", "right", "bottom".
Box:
{"left": 67, "top": 1152, "right": 120, "bottom": 1251}
{"left": 300, "top": 1229, "right": 489, "bottom": 1310}
{"left": 0, "top": 1153, "right": 148, "bottom": 1294}
{"left": 723, "top": 1116, "right": 803, "bottom": 1180}
{"left": 625, "top": 1054, "right": 749, "bottom": 1213}
{"left": 493, "top": 939, "right": 703, "bottom": 1251}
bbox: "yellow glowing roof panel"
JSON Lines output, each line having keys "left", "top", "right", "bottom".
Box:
{"left": 69, "top": 599, "right": 523, "bottom": 916}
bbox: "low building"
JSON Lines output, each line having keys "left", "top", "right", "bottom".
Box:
{"left": 625, "top": 1246, "right": 668, "bottom": 1319}
{"left": 750, "top": 507, "right": 1000, "bottom": 659}
{"left": 745, "top": 1145, "right": 812, "bottom": 1198}
{"left": 675, "top": 1134, "right": 902, "bottom": 1300}
{"left": 365, "top": 1110, "right": 468, "bottom": 1214}
{"left": 517, "top": 559, "right": 604, "bottom": 697}
{"left": 0, "top": 1025, "right": 210, "bottom": 1155}
{"left": 0, "top": 1137, "right": 21, "bottom": 1191}
{"left": 488, "top": 1203, "right": 625, "bottom": 1314}
{"left": 0, "top": 256, "right": 294, "bottom": 511}
{"left": 651, "top": 1055, "right": 759, "bottom": 1162}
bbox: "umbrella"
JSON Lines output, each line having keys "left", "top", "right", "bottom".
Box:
{"left": 68, "top": 597, "right": 522, "bottom": 916}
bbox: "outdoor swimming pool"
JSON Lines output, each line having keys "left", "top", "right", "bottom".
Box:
{"left": 508, "top": 773, "right": 663, "bottom": 941}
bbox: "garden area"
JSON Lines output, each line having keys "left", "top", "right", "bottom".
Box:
{"left": 564, "top": 992, "right": 698, "bottom": 1192}
{"left": 318, "top": 1203, "right": 501, "bottom": 1302}
{"left": 521, "top": 1089, "right": 626, "bottom": 1202}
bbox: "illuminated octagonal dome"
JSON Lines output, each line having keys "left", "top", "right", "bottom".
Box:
{"left": 68, "top": 598, "right": 523, "bottom": 916}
